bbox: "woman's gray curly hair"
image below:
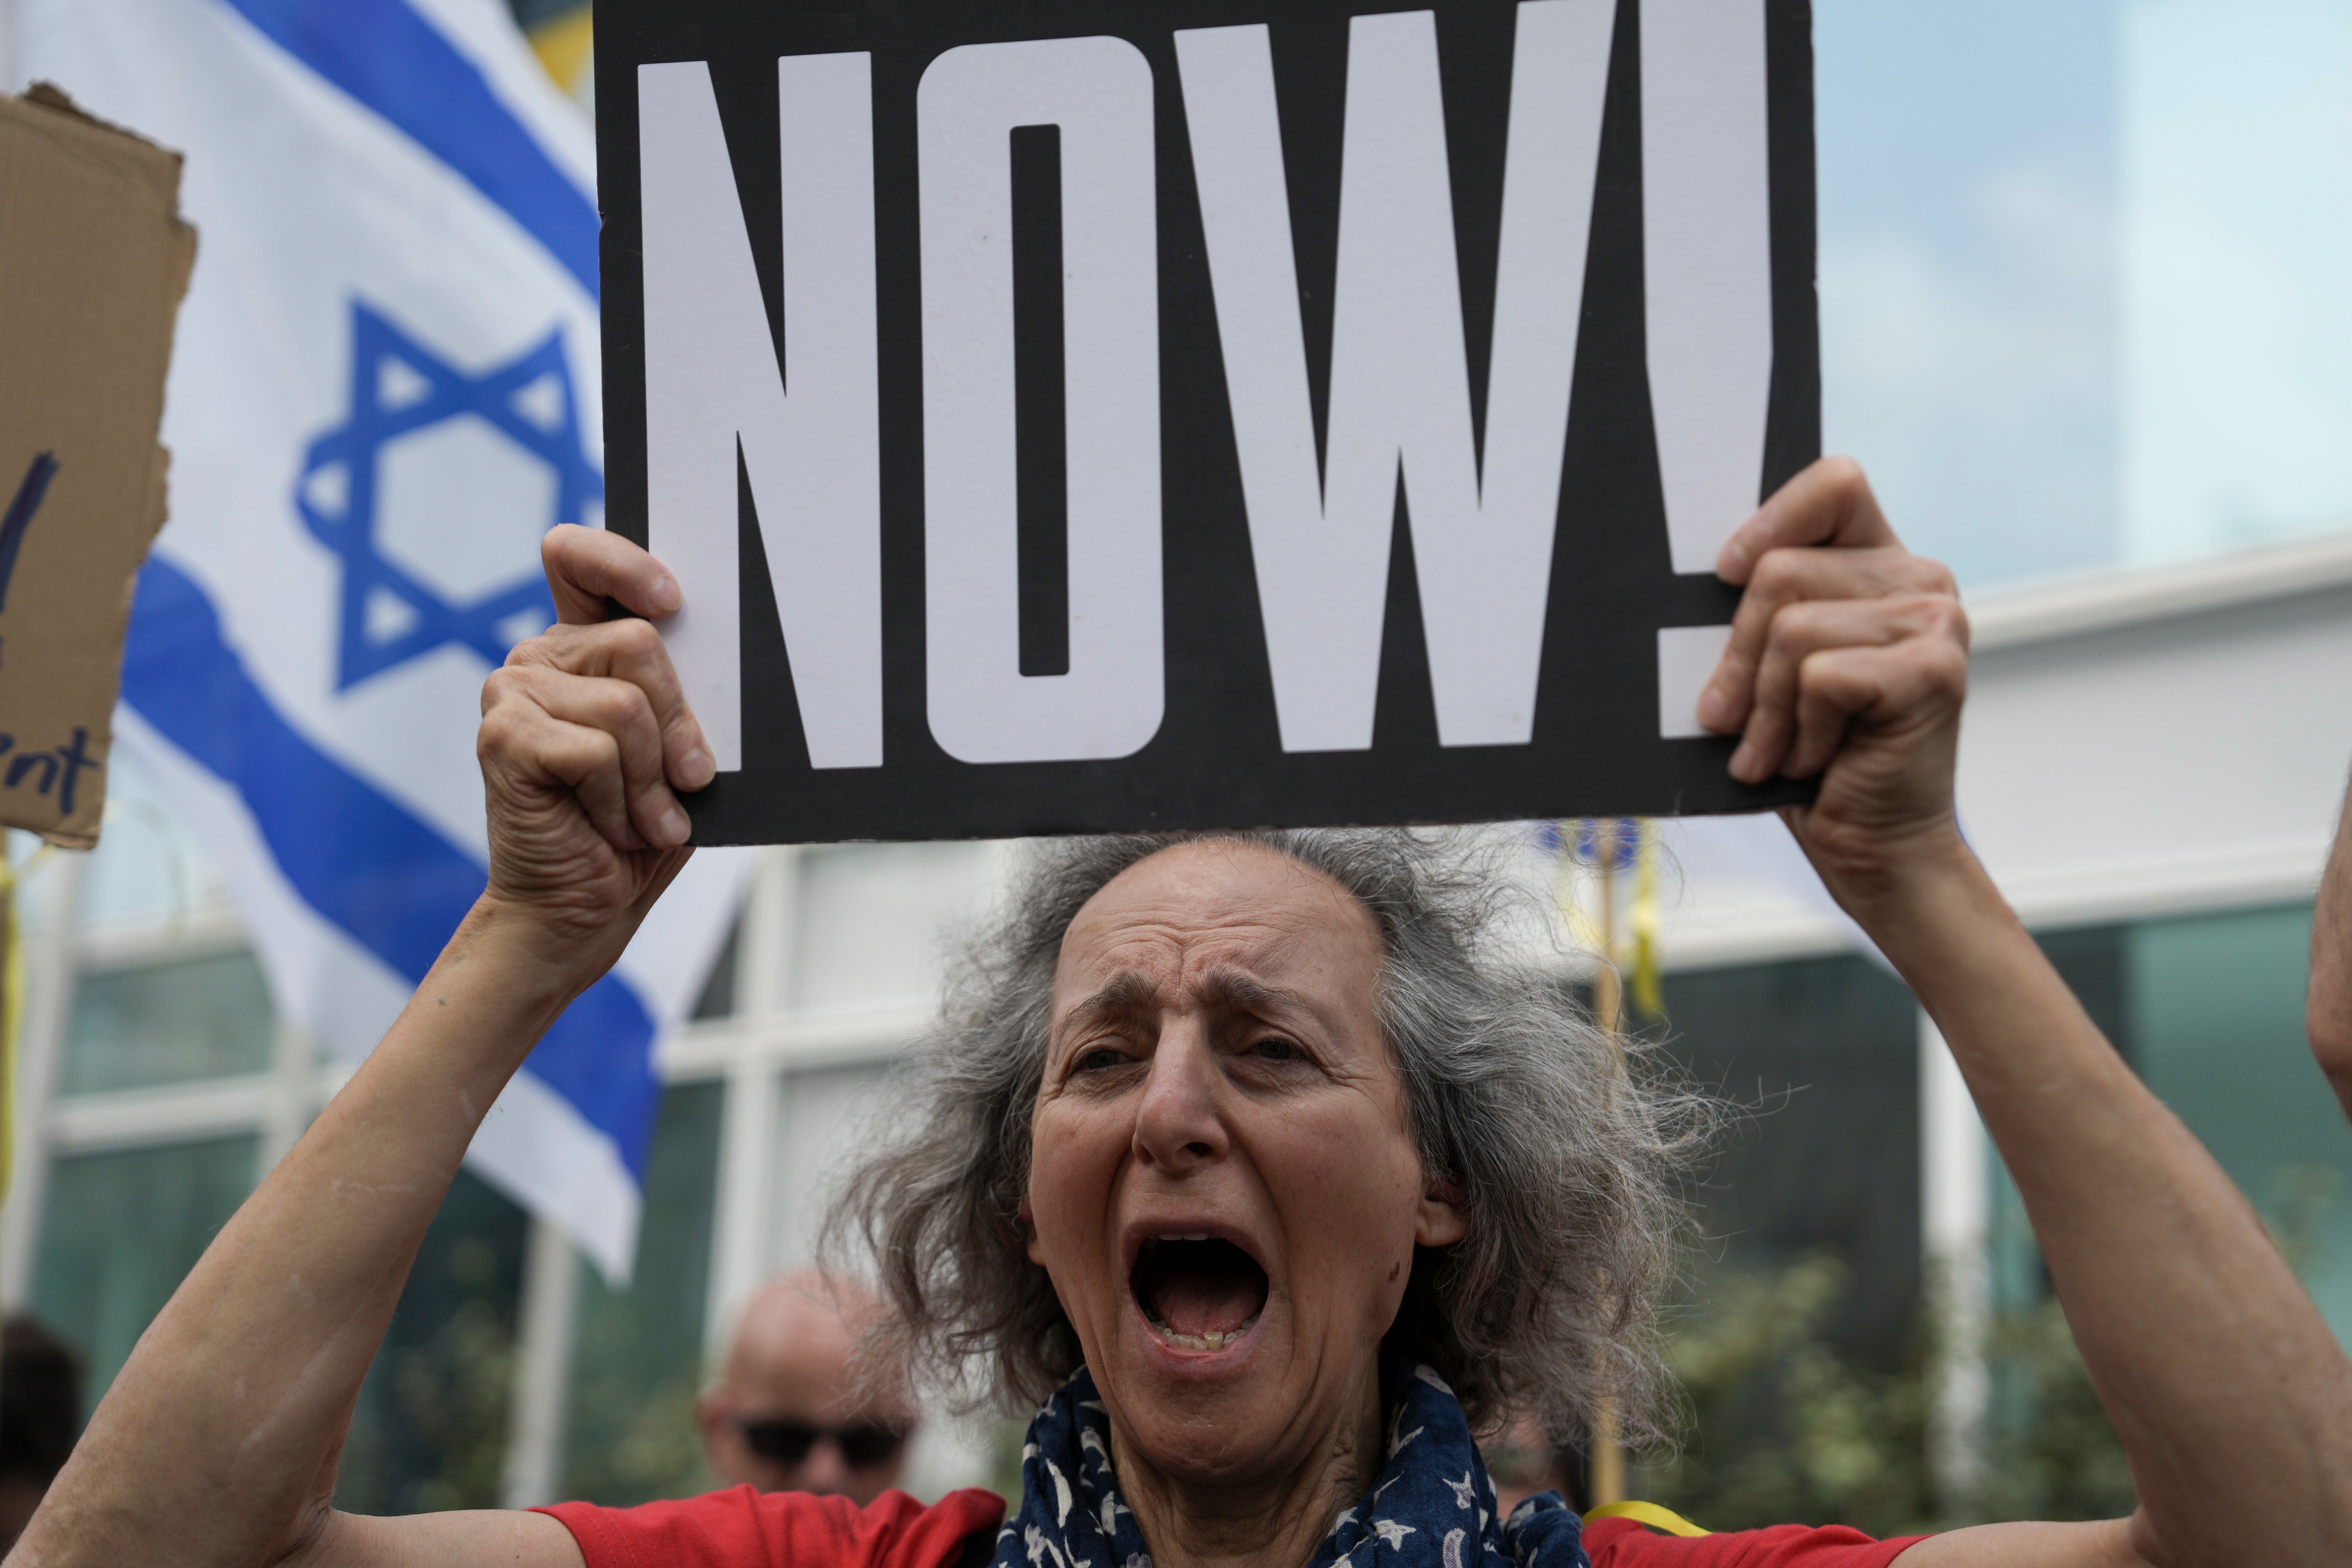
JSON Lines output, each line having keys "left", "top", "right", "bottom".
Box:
{"left": 825, "top": 828, "right": 1707, "bottom": 1449}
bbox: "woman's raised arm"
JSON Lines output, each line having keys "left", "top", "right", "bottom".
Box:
{"left": 5, "top": 526, "right": 712, "bottom": 1568}
{"left": 1704, "top": 458, "right": 2352, "bottom": 1568}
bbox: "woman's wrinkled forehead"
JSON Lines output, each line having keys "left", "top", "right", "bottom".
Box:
{"left": 1051, "top": 841, "right": 1384, "bottom": 1008}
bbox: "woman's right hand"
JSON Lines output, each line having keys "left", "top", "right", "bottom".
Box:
{"left": 1697, "top": 458, "right": 1971, "bottom": 918}
{"left": 474, "top": 524, "right": 715, "bottom": 974}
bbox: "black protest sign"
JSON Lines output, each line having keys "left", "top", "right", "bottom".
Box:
{"left": 596, "top": 0, "right": 1817, "bottom": 846}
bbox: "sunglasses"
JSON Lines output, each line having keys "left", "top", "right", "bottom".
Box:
{"left": 737, "top": 1417, "right": 910, "bottom": 1470}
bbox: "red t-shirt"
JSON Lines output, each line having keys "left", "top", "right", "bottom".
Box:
{"left": 1583, "top": 1516, "right": 1927, "bottom": 1567}
{"left": 538, "top": 1489, "right": 1929, "bottom": 1568}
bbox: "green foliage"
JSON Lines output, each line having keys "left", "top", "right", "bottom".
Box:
{"left": 560, "top": 1303, "right": 715, "bottom": 1506}
{"left": 1637, "top": 1251, "right": 1937, "bottom": 1537}
{"left": 2264, "top": 1163, "right": 2345, "bottom": 1278}
{"left": 336, "top": 1236, "right": 517, "bottom": 1515}
{"left": 385, "top": 1295, "right": 516, "bottom": 1513}
{"left": 1626, "top": 1155, "right": 2352, "bottom": 1537}
{"left": 1974, "top": 1295, "right": 2134, "bottom": 1524}
{"left": 1635, "top": 1248, "right": 2141, "bottom": 1537}
{"left": 558, "top": 1081, "right": 727, "bottom": 1506}
{"left": 982, "top": 1415, "right": 1031, "bottom": 1508}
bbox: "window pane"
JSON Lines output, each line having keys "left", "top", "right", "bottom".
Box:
{"left": 1988, "top": 928, "right": 2131, "bottom": 1317}
{"left": 691, "top": 916, "right": 740, "bottom": 1019}
{"left": 2120, "top": 0, "right": 2352, "bottom": 562}
{"left": 335, "top": 1171, "right": 529, "bottom": 1515}
{"left": 789, "top": 843, "right": 993, "bottom": 1013}
{"left": 75, "top": 753, "right": 230, "bottom": 933}
{"left": 771, "top": 1063, "right": 890, "bottom": 1275}
{"left": 1978, "top": 915, "right": 2344, "bottom": 1522}
{"left": 62, "top": 950, "right": 274, "bottom": 1095}
{"left": 1817, "top": 0, "right": 2119, "bottom": 588}
{"left": 32, "top": 1135, "right": 259, "bottom": 1408}
{"left": 1653, "top": 954, "right": 1924, "bottom": 1351}
{"left": 1633, "top": 954, "right": 1926, "bottom": 1533}
{"left": 2128, "top": 904, "right": 2352, "bottom": 1341}
{"left": 562, "top": 1081, "right": 725, "bottom": 1504}
{"left": 1816, "top": 0, "right": 2352, "bottom": 588}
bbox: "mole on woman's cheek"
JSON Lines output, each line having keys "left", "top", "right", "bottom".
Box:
{"left": 1389, "top": 1261, "right": 1400, "bottom": 1282}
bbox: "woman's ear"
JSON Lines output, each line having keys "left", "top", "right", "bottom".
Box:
{"left": 1416, "top": 1175, "right": 1467, "bottom": 1247}
{"left": 1019, "top": 1197, "right": 1046, "bottom": 1265}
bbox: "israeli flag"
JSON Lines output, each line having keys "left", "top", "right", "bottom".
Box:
{"left": 17, "top": 0, "right": 745, "bottom": 1279}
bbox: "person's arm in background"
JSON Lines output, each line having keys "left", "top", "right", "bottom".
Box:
{"left": 4, "top": 527, "right": 709, "bottom": 1568}
{"left": 2307, "top": 772, "right": 2352, "bottom": 1120}
{"left": 1703, "top": 458, "right": 2352, "bottom": 1568}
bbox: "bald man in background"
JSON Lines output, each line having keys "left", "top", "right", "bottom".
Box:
{"left": 697, "top": 1271, "right": 918, "bottom": 1504}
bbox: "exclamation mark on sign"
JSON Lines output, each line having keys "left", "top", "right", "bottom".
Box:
{"left": 0, "top": 451, "right": 61, "bottom": 624}
{"left": 1642, "top": 0, "right": 1772, "bottom": 577}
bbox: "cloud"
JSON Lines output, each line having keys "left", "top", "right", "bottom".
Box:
{"left": 1820, "top": 167, "right": 2117, "bottom": 589}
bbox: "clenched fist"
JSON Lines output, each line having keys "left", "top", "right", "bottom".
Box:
{"left": 1697, "top": 457, "right": 1972, "bottom": 910}
{"left": 475, "top": 524, "right": 714, "bottom": 970}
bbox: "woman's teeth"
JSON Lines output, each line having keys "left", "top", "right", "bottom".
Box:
{"left": 1148, "top": 1313, "right": 1257, "bottom": 1351}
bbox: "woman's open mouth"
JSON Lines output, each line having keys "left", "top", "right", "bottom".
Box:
{"left": 1130, "top": 1235, "right": 1270, "bottom": 1351}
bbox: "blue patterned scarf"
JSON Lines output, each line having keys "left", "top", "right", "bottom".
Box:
{"left": 993, "top": 1359, "right": 1590, "bottom": 1568}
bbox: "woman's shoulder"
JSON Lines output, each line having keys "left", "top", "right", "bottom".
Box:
{"left": 1583, "top": 1514, "right": 1931, "bottom": 1568}
{"left": 535, "top": 1484, "right": 1008, "bottom": 1568}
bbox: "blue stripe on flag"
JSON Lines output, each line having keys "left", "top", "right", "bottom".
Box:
{"left": 218, "top": 0, "right": 601, "bottom": 303}
{"left": 121, "top": 556, "right": 660, "bottom": 1176}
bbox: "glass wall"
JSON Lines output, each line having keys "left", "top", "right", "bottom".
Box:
{"left": 1632, "top": 905, "right": 2352, "bottom": 1533}
{"left": 2009, "top": 906, "right": 2352, "bottom": 1335}
{"left": 1991, "top": 906, "right": 2351, "bottom": 1334}
{"left": 32, "top": 1135, "right": 258, "bottom": 1403}
{"left": 1978, "top": 905, "right": 2349, "bottom": 1522}
{"left": 562, "top": 1080, "right": 726, "bottom": 1506}
{"left": 2118, "top": 1, "right": 2352, "bottom": 562}
{"left": 2130, "top": 905, "right": 2352, "bottom": 1334}
{"left": 25, "top": 925, "right": 543, "bottom": 1511}
{"left": 1817, "top": 0, "right": 2352, "bottom": 586}
{"left": 7, "top": 827, "right": 1006, "bottom": 1514}
{"left": 61, "top": 949, "right": 273, "bottom": 1095}
{"left": 23, "top": 922, "right": 737, "bottom": 1514}
{"left": 28, "top": 784, "right": 279, "bottom": 1408}
{"left": 1631, "top": 953, "right": 1929, "bottom": 1533}
{"left": 789, "top": 841, "right": 997, "bottom": 1014}
{"left": 335, "top": 1173, "right": 531, "bottom": 1515}
{"left": 20, "top": 846, "right": 2352, "bottom": 1527}
{"left": 1651, "top": 954, "right": 1924, "bottom": 1364}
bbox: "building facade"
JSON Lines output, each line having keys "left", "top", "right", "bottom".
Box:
{"left": 5, "top": 531, "right": 2351, "bottom": 1514}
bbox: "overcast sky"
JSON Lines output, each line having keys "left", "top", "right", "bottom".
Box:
{"left": 1817, "top": 0, "right": 2352, "bottom": 591}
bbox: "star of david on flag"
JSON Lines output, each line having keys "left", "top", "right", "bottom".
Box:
{"left": 299, "top": 302, "right": 597, "bottom": 688}
{"left": 22, "top": 0, "right": 747, "bottom": 1280}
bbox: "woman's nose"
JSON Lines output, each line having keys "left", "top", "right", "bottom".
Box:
{"left": 1132, "top": 1027, "right": 1228, "bottom": 1173}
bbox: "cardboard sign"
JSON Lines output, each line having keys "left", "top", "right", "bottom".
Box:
{"left": 598, "top": 0, "right": 1817, "bottom": 845}
{"left": 0, "top": 86, "right": 193, "bottom": 848}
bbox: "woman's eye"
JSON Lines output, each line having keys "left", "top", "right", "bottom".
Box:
{"left": 1251, "top": 1037, "right": 1301, "bottom": 1062}
{"left": 1073, "top": 1047, "right": 1127, "bottom": 1073}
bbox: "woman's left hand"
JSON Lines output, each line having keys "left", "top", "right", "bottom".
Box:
{"left": 1697, "top": 456, "right": 1972, "bottom": 910}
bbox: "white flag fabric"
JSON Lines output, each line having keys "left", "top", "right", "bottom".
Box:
{"left": 18, "top": 0, "right": 745, "bottom": 1279}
